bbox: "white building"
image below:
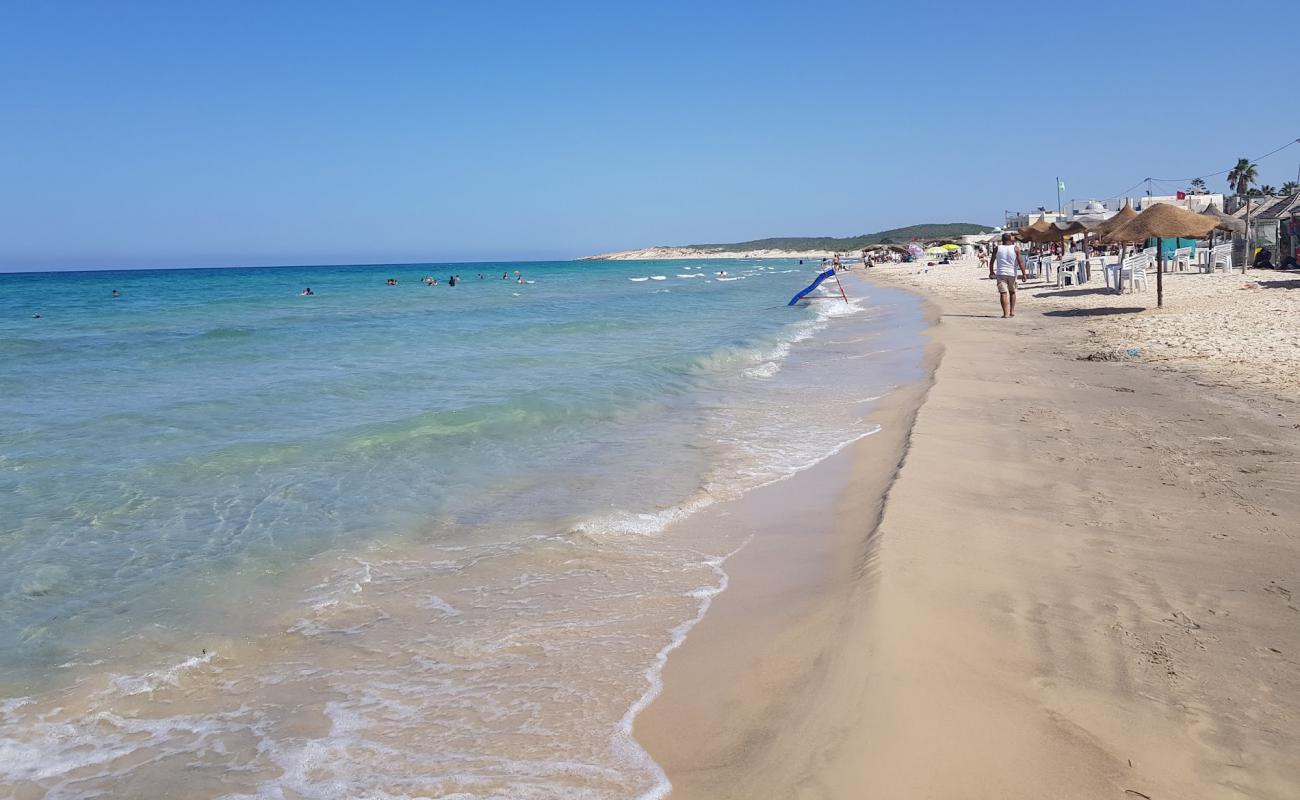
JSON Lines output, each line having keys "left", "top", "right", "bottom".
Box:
{"left": 1063, "top": 193, "right": 1225, "bottom": 215}
{"left": 1007, "top": 193, "right": 1226, "bottom": 229}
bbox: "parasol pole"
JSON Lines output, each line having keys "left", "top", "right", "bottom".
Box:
{"left": 832, "top": 270, "right": 849, "bottom": 304}
{"left": 1244, "top": 196, "right": 1252, "bottom": 272}
{"left": 1156, "top": 236, "right": 1164, "bottom": 307}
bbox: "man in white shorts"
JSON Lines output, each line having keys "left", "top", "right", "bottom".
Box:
{"left": 988, "top": 232, "right": 1029, "bottom": 318}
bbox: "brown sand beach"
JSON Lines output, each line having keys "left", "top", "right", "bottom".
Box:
{"left": 636, "top": 259, "right": 1300, "bottom": 799}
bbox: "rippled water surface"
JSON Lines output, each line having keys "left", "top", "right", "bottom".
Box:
{"left": 0, "top": 260, "right": 925, "bottom": 798}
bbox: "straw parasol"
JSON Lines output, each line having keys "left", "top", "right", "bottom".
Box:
{"left": 1091, "top": 200, "right": 1138, "bottom": 239}
{"left": 1102, "top": 203, "right": 1218, "bottom": 307}
{"left": 1199, "top": 203, "right": 1246, "bottom": 234}
{"left": 1017, "top": 214, "right": 1052, "bottom": 240}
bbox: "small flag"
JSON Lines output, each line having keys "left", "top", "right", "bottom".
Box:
{"left": 1057, "top": 180, "right": 1066, "bottom": 191}
{"left": 1176, "top": 191, "right": 1186, "bottom": 200}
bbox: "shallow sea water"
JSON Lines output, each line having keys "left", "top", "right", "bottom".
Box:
{"left": 0, "top": 260, "right": 925, "bottom": 798}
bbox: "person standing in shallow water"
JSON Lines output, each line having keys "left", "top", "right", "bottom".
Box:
{"left": 988, "top": 233, "right": 1028, "bottom": 318}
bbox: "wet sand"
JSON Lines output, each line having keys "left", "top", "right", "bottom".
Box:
{"left": 636, "top": 266, "right": 1300, "bottom": 798}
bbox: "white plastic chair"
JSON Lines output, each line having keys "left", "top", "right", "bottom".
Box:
{"left": 1115, "top": 253, "right": 1149, "bottom": 293}
{"left": 1209, "top": 243, "right": 1235, "bottom": 274}
{"left": 1172, "top": 247, "right": 1193, "bottom": 272}
{"left": 1056, "top": 257, "right": 1081, "bottom": 287}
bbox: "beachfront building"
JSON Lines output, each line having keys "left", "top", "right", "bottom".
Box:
{"left": 1230, "top": 191, "right": 1300, "bottom": 264}
{"left": 1004, "top": 210, "right": 1063, "bottom": 229}
{"left": 1008, "top": 193, "right": 1227, "bottom": 230}
{"left": 1062, "top": 194, "right": 1225, "bottom": 216}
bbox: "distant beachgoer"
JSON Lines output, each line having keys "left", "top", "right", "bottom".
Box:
{"left": 1281, "top": 254, "right": 1298, "bottom": 270}
{"left": 502, "top": 272, "right": 508, "bottom": 280}
{"left": 449, "top": 275, "right": 458, "bottom": 286}
{"left": 111, "top": 289, "right": 121, "bottom": 298}
{"left": 517, "top": 276, "right": 524, "bottom": 284}
{"left": 386, "top": 278, "right": 397, "bottom": 286}
{"left": 1253, "top": 248, "right": 1275, "bottom": 269}
{"left": 989, "top": 233, "right": 1029, "bottom": 318}
{"left": 301, "top": 287, "right": 314, "bottom": 296}
{"left": 32, "top": 313, "right": 41, "bottom": 319}
{"left": 718, "top": 270, "right": 726, "bottom": 277}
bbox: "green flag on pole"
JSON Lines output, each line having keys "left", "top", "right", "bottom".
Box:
{"left": 1057, "top": 179, "right": 1066, "bottom": 191}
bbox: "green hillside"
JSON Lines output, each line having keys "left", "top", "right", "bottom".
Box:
{"left": 689, "top": 222, "right": 993, "bottom": 252}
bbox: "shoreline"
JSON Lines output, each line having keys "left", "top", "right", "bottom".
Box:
{"left": 635, "top": 263, "right": 1300, "bottom": 798}
{"left": 634, "top": 285, "right": 942, "bottom": 796}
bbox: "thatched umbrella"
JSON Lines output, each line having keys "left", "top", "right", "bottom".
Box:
{"left": 1102, "top": 203, "right": 1218, "bottom": 307}
{"left": 1199, "top": 203, "right": 1246, "bottom": 235}
{"left": 1017, "top": 214, "right": 1052, "bottom": 241}
{"left": 1091, "top": 200, "right": 1138, "bottom": 239}
{"left": 1088, "top": 201, "right": 1141, "bottom": 281}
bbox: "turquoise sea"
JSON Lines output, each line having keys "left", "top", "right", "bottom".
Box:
{"left": 0, "top": 259, "right": 925, "bottom": 798}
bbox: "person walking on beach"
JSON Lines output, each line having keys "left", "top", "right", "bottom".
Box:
{"left": 989, "top": 233, "right": 1028, "bottom": 318}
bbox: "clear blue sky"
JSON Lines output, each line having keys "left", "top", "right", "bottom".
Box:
{"left": 2, "top": 0, "right": 1297, "bottom": 271}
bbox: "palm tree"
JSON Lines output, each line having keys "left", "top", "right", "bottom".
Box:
{"left": 1190, "top": 177, "right": 1207, "bottom": 193}
{"left": 1258, "top": 184, "right": 1277, "bottom": 196}
{"left": 1227, "top": 158, "right": 1258, "bottom": 196}
{"left": 1281, "top": 181, "right": 1299, "bottom": 195}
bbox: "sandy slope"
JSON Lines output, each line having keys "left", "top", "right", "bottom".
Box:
{"left": 636, "top": 263, "right": 1300, "bottom": 799}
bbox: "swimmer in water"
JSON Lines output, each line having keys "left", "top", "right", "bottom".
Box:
{"left": 718, "top": 270, "right": 726, "bottom": 277}
{"left": 448, "top": 275, "right": 458, "bottom": 286}
{"left": 111, "top": 289, "right": 121, "bottom": 298}
{"left": 517, "top": 276, "right": 524, "bottom": 284}
{"left": 300, "top": 287, "right": 314, "bottom": 296}
{"left": 502, "top": 272, "right": 508, "bottom": 280}
{"left": 386, "top": 278, "right": 397, "bottom": 286}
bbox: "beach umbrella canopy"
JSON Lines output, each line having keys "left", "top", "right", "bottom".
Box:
{"left": 1017, "top": 214, "right": 1052, "bottom": 239}
{"left": 1023, "top": 220, "right": 1088, "bottom": 244}
{"left": 1091, "top": 201, "right": 1139, "bottom": 239}
{"left": 1103, "top": 203, "right": 1218, "bottom": 307}
{"left": 940, "top": 243, "right": 961, "bottom": 251}
{"left": 1199, "top": 203, "right": 1246, "bottom": 234}
{"left": 1103, "top": 202, "right": 1218, "bottom": 243}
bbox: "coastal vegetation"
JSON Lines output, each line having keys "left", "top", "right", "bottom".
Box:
{"left": 687, "top": 222, "right": 993, "bottom": 252}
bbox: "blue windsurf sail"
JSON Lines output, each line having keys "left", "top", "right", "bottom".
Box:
{"left": 787, "top": 269, "right": 837, "bottom": 306}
